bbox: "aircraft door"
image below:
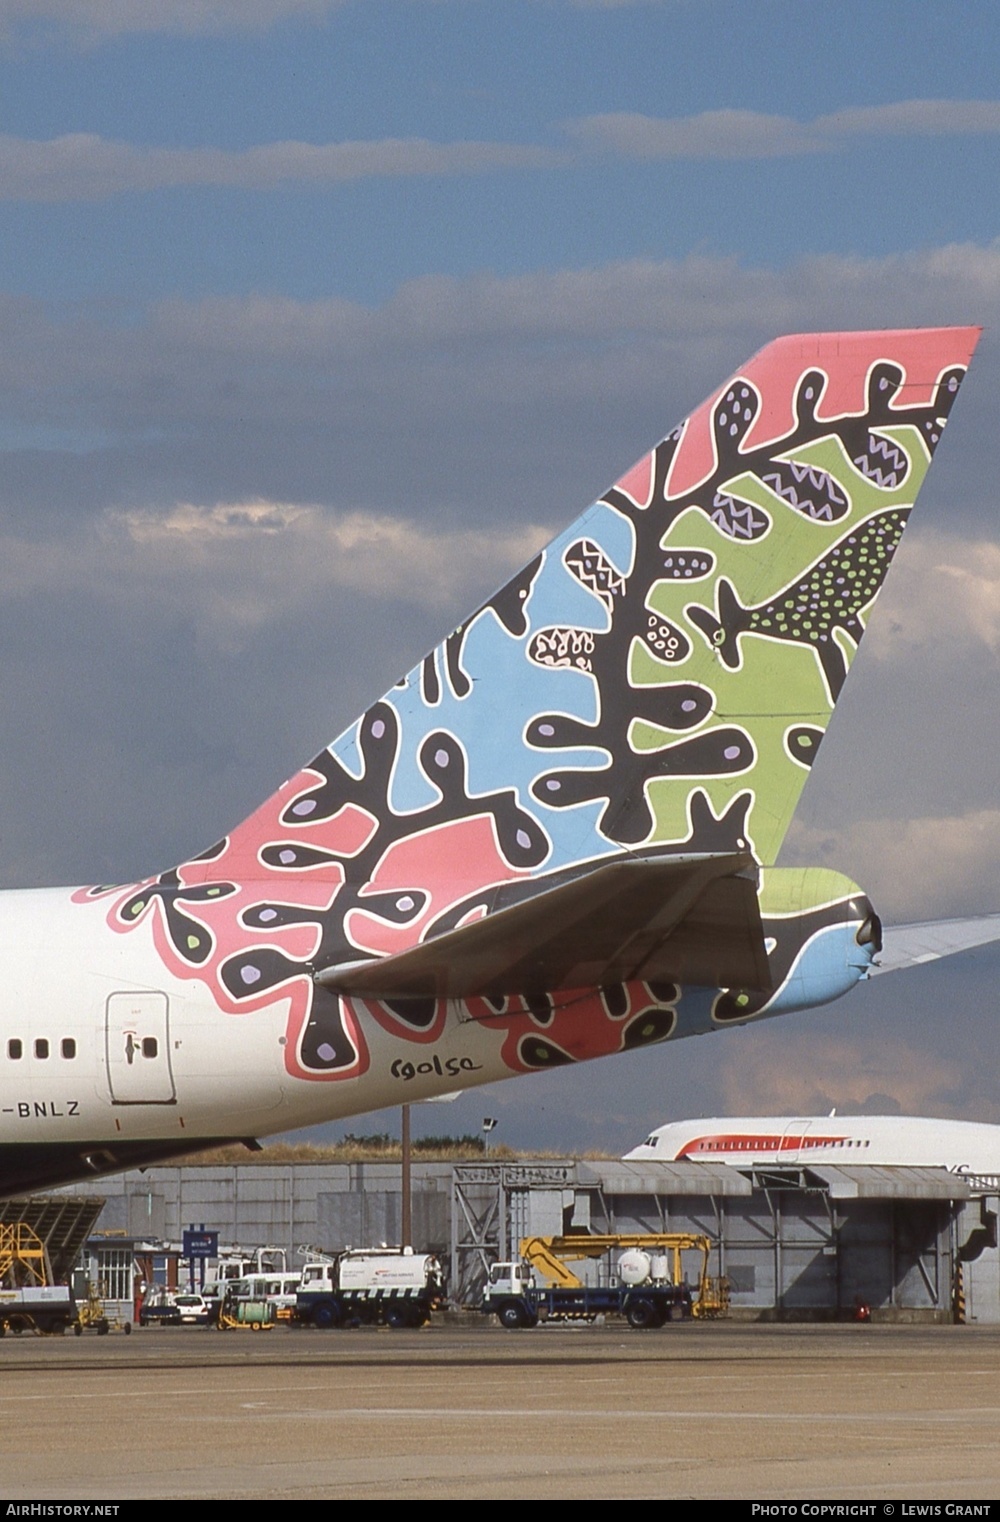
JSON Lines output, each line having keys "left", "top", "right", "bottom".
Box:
{"left": 105, "top": 991, "right": 176, "bottom": 1103}
{"left": 780, "top": 1120, "right": 812, "bottom": 1162}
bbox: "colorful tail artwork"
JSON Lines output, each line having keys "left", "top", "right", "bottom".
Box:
{"left": 86, "top": 327, "right": 980, "bottom": 1100}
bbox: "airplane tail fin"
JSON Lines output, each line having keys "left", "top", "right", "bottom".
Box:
{"left": 104, "top": 327, "right": 979, "bottom": 1018}
{"left": 225, "top": 326, "right": 978, "bottom": 885}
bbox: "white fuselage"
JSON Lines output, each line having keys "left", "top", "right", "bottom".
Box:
{"left": 0, "top": 885, "right": 519, "bottom": 1178}
{"left": 624, "top": 1114, "right": 1000, "bottom": 1179}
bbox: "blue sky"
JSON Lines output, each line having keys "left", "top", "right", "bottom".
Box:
{"left": 3, "top": 0, "right": 1000, "bottom": 1151}
{"left": 5, "top": 2, "right": 1000, "bottom": 306}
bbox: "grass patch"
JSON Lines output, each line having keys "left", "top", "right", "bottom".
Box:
{"left": 176, "top": 1137, "right": 615, "bottom": 1165}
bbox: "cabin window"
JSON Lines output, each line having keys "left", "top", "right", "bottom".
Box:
{"left": 61, "top": 1038, "right": 76, "bottom": 1059}
{"left": 141, "top": 1037, "right": 158, "bottom": 1059}
{"left": 35, "top": 1038, "right": 49, "bottom": 1059}
{"left": 8, "top": 1038, "right": 22, "bottom": 1059}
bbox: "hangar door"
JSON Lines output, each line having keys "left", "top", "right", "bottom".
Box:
{"left": 105, "top": 991, "right": 176, "bottom": 1103}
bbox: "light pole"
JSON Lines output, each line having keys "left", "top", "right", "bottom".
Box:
{"left": 401, "top": 1102, "right": 411, "bottom": 1249}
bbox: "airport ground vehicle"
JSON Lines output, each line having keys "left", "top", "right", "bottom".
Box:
{"left": 0, "top": 1284, "right": 77, "bottom": 1335}
{"left": 482, "top": 1233, "right": 721, "bottom": 1329}
{"left": 76, "top": 1281, "right": 132, "bottom": 1335}
{"left": 0, "top": 1220, "right": 79, "bottom": 1335}
{"left": 295, "top": 1246, "right": 444, "bottom": 1328}
{"left": 139, "top": 1288, "right": 216, "bottom": 1325}
{"left": 231, "top": 1272, "right": 302, "bottom": 1319}
{"left": 139, "top": 1290, "right": 181, "bottom": 1327}
{"left": 215, "top": 1249, "right": 288, "bottom": 1285}
{"left": 217, "top": 1282, "right": 275, "bottom": 1330}
{"left": 174, "top": 1292, "right": 211, "bottom": 1324}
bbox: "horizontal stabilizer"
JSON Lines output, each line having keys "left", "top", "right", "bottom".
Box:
{"left": 872, "top": 914, "right": 1000, "bottom": 976}
{"left": 316, "top": 852, "right": 768, "bottom": 1000}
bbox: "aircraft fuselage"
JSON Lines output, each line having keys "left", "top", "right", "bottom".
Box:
{"left": 0, "top": 873, "right": 876, "bottom": 1193}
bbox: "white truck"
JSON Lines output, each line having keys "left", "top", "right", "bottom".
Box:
{"left": 0, "top": 1284, "right": 78, "bottom": 1335}
{"left": 295, "top": 1247, "right": 444, "bottom": 1329}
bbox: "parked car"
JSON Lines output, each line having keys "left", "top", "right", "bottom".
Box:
{"left": 139, "top": 1294, "right": 180, "bottom": 1328}
{"left": 173, "top": 1293, "right": 212, "bottom": 1325}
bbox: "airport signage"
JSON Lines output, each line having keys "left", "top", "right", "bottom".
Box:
{"left": 182, "top": 1229, "right": 218, "bottom": 1259}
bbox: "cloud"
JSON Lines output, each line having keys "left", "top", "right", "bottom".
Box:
{"left": 0, "top": 499, "right": 550, "bottom": 648}
{"left": 571, "top": 109, "right": 830, "bottom": 161}
{"left": 787, "top": 809, "right": 1000, "bottom": 925}
{"left": 4, "top": 240, "right": 999, "bottom": 478}
{"left": 859, "top": 530, "right": 1000, "bottom": 662}
{"left": 0, "top": 498, "right": 547, "bottom": 885}
{"left": 0, "top": 133, "right": 558, "bottom": 202}
{"left": 2, "top": 242, "right": 999, "bottom": 546}
{"left": 571, "top": 98, "right": 1000, "bottom": 160}
{"left": 815, "top": 99, "right": 1000, "bottom": 137}
{"left": 5, "top": 241, "right": 1000, "bottom": 392}
{"left": 781, "top": 526, "right": 1000, "bottom": 922}
{"left": 166, "top": 241, "right": 1000, "bottom": 353}
{"left": 936, "top": 554, "right": 1000, "bottom": 651}
{"left": 717, "top": 1032, "right": 969, "bottom": 1117}
{"left": 3, "top": 97, "right": 998, "bottom": 201}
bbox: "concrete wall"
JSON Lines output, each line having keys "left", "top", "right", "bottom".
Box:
{"left": 958, "top": 1196, "right": 1000, "bottom": 1323}
{"left": 61, "top": 1161, "right": 453, "bottom": 1259}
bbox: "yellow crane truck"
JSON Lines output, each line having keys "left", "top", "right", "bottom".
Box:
{"left": 482, "top": 1233, "right": 728, "bottom": 1329}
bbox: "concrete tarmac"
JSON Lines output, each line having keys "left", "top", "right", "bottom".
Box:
{"left": 1, "top": 1321, "right": 998, "bottom": 1500}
